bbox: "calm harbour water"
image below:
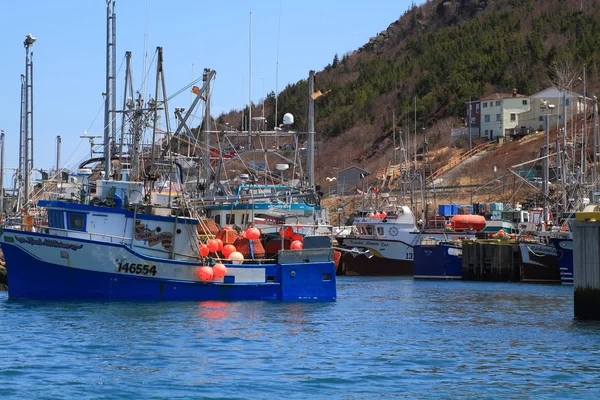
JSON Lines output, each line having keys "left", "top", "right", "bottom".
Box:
{"left": 1, "top": 277, "right": 599, "bottom": 399}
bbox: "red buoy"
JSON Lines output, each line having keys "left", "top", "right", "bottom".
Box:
{"left": 198, "top": 266, "right": 213, "bottom": 281}
{"left": 212, "top": 263, "right": 227, "bottom": 279}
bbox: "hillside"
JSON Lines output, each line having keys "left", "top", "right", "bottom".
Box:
{"left": 216, "top": 0, "right": 600, "bottom": 210}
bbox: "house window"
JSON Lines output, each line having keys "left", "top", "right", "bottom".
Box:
{"left": 566, "top": 99, "right": 571, "bottom": 106}
{"left": 484, "top": 115, "right": 490, "bottom": 122}
{"left": 510, "top": 113, "right": 516, "bottom": 122}
{"left": 483, "top": 103, "right": 488, "bottom": 108}
{"left": 496, "top": 114, "right": 501, "bottom": 121}
{"left": 67, "top": 212, "right": 86, "bottom": 232}
{"left": 489, "top": 102, "right": 494, "bottom": 107}
{"left": 496, "top": 101, "right": 501, "bottom": 106}
{"left": 522, "top": 100, "right": 528, "bottom": 105}
{"left": 471, "top": 117, "right": 477, "bottom": 124}
{"left": 476, "top": 104, "right": 480, "bottom": 113}
{"left": 539, "top": 116, "right": 544, "bottom": 121}
{"left": 485, "top": 130, "right": 489, "bottom": 135}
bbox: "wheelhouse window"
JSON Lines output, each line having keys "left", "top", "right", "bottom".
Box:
{"left": 377, "top": 227, "right": 384, "bottom": 236}
{"left": 48, "top": 210, "right": 65, "bottom": 229}
{"left": 67, "top": 212, "right": 86, "bottom": 231}
{"left": 225, "top": 214, "right": 235, "bottom": 225}
{"left": 366, "top": 226, "right": 373, "bottom": 235}
{"left": 214, "top": 214, "right": 221, "bottom": 225}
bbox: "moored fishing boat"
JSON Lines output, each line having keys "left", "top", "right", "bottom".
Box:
{"left": 0, "top": 4, "right": 336, "bottom": 301}
{"left": 336, "top": 195, "right": 482, "bottom": 276}
{"left": 413, "top": 237, "right": 463, "bottom": 280}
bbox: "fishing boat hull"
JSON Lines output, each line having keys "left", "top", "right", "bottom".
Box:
{"left": 0, "top": 229, "right": 336, "bottom": 301}
{"left": 518, "top": 242, "right": 561, "bottom": 283}
{"left": 413, "top": 242, "right": 462, "bottom": 280}
{"left": 337, "top": 237, "right": 414, "bottom": 276}
{"left": 550, "top": 237, "right": 574, "bottom": 285}
{"left": 339, "top": 252, "right": 413, "bottom": 276}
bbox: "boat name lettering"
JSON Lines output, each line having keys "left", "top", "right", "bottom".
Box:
{"left": 15, "top": 236, "right": 83, "bottom": 251}
{"left": 528, "top": 245, "right": 557, "bottom": 255}
{"left": 380, "top": 242, "right": 389, "bottom": 247}
{"left": 135, "top": 230, "right": 173, "bottom": 247}
{"left": 117, "top": 261, "right": 158, "bottom": 276}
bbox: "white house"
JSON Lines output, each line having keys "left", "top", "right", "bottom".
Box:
{"left": 479, "top": 93, "right": 531, "bottom": 140}
{"left": 518, "top": 86, "right": 591, "bottom": 134}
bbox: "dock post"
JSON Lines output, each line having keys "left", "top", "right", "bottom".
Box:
{"left": 572, "top": 221, "right": 600, "bottom": 319}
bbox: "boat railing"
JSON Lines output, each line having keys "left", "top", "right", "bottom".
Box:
{"left": 5, "top": 221, "right": 133, "bottom": 245}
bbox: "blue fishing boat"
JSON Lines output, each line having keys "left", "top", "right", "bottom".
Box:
{"left": 413, "top": 237, "right": 463, "bottom": 280}
{"left": 0, "top": 4, "right": 336, "bottom": 301}
{"left": 0, "top": 183, "right": 336, "bottom": 301}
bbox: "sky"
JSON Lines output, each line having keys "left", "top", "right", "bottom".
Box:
{"left": 0, "top": 0, "right": 413, "bottom": 179}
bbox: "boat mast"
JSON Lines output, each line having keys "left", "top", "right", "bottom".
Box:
{"left": 204, "top": 68, "right": 212, "bottom": 196}
{"left": 103, "top": 1, "right": 116, "bottom": 181}
{"left": 307, "top": 70, "right": 315, "bottom": 190}
{"left": 23, "top": 33, "right": 36, "bottom": 211}
{"left": 117, "top": 51, "right": 133, "bottom": 179}
{"left": 0, "top": 129, "right": 4, "bottom": 216}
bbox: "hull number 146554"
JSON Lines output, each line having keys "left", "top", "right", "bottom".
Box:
{"left": 117, "top": 261, "right": 157, "bottom": 276}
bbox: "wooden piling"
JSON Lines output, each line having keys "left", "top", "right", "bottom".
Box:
{"left": 572, "top": 221, "right": 600, "bottom": 320}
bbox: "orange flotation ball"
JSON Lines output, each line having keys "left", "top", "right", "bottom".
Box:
{"left": 198, "top": 266, "right": 213, "bottom": 281}
{"left": 290, "top": 240, "right": 303, "bottom": 250}
{"left": 199, "top": 243, "right": 210, "bottom": 257}
{"left": 212, "top": 263, "right": 227, "bottom": 279}
{"left": 216, "top": 238, "right": 224, "bottom": 251}
{"left": 280, "top": 226, "right": 294, "bottom": 238}
{"left": 291, "top": 233, "right": 303, "bottom": 242}
{"left": 207, "top": 239, "right": 219, "bottom": 253}
{"left": 245, "top": 227, "right": 261, "bottom": 240}
{"left": 222, "top": 244, "right": 237, "bottom": 258}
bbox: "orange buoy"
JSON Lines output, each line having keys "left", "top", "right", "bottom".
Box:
{"left": 198, "top": 266, "right": 213, "bottom": 281}
{"left": 279, "top": 226, "right": 294, "bottom": 239}
{"left": 222, "top": 244, "right": 236, "bottom": 258}
{"left": 228, "top": 251, "right": 244, "bottom": 264}
{"left": 216, "top": 238, "right": 224, "bottom": 251}
{"left": 207, "top": 239, "right": 219, "bottom": 253}
{"left": 199, "top": 243, "right": 210, "bottom": 257}
{"left": 290, "top": 240, "right": 303, "bottom": 250}
{"left": 245, "top": 227, "right": 261, "bottom": 240}
{"left": 212, "top": 263, "right": 227, "bottom": 279}
{"left": 333, "top": 250, "right": 342, "bottom": 270}
{"left": 291, "top": 233, "right": 303, "bottom": 242}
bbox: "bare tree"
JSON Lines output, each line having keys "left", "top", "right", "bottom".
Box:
{"left": 548, "top": 61, "right": 580, "bottom": 91}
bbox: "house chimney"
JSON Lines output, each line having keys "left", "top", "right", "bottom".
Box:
{"left": 512, "top": 88, "right": 517, "bottom": 97}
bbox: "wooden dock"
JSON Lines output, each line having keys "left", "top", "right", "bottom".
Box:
{"left": 462, "top": 240, "right": 518, "bottom": 282}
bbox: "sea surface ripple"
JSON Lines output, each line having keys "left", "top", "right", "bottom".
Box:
{"left": 1, "top": 277, "right": 599, "bottom": 399}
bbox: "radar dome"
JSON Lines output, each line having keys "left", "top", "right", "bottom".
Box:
{"left": 283, "top": 113, "right": 294, "bottom": 125}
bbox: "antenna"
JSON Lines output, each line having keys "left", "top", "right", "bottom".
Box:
{"left": 248, "top": 12, "right": 252, "bottom": 149}
{"left": 275, "top": 0, "right": 282, "bottom": 129}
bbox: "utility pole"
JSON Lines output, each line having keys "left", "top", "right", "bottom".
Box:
{"left": 468, "top": 97, "right": 472, "bottom": 151}
{"left": 593, "top": 96, "right": 598, "bottom": 200}
{"left": 392, "top": 111, "right": 396, "bottom": 165}
{"left": 581, "top": 66, "right": 587, "bottom": 184}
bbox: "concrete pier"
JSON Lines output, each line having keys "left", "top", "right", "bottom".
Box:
{"left": 572, "top": 221, "right": 600, "bottom": 320}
